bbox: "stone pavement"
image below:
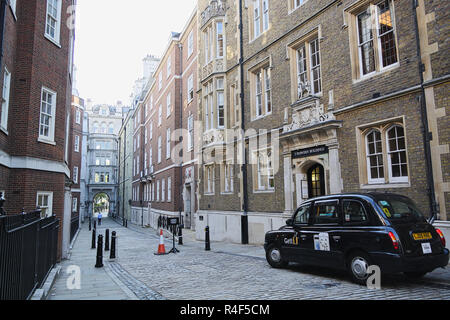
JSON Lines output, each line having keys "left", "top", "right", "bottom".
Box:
{"left": 48, "top": 218, "right": 138, "bottom": 300}
{"left": 49, "top": 217, "right": 450, "bottom": 300}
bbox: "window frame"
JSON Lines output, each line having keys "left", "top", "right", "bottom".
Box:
{"left": 37, "top": 191, "right": 53, "bottom": 218}
{"left": 350, "top": 0, "right": 399, "bottom": 81}
{"left": 72, "top": 197, "right": 78, "bottom": 213}
{"left": 312, "top": 200, "right": 340, "bottom": 226}
{"left": 45, "top": 0, "right": 62, "bottom": 46}
{"left": 39, "top": 87, "right": 57, "bottom": 144}
{"left": 1, "top": 67, "right": 11, "bottom": 132}
{"left": 342, "top": 199, "right": 371, "bottom": 226}
{"left": 73, "top": 166, "right": 79, "bottom": 184}
{"left": 386, "top": 124, "right": 408, "bottom": 183}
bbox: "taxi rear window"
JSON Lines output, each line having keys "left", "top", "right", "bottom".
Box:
{"left": 376, "top": 196, "right": 426, "bottom": 223}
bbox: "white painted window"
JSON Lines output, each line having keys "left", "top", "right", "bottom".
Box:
{"left": 262, "top": 0, "right": 269, "bottom": 32}
{"left": 386, "top": 125, "right": 408, "bottom": 183}
{"left": 10, "top": 0, "right": 16, "bottom": 14}
{"left": 187, "top": 74, "right": 194, "bottom": 103}
{"left": 158, "top": 73, "right": 162, "bottom": 91}
{"left": 166, "top": 128, "right": 171, "bottom": 159}
{"left": 356, "top": 1, "right": 398, "bottom": 77}
{"left": 161, "top": 179, "right": 165, "bottom": 202}
{"left": 73, "top": 166, "right": 78, "bottom": 184}
{"left": 255, "top": 148, "right": 275, "bottom": 191}
{"left": 45, "top": 0, "right": 62, "bottom": 44}
{"left": 167, "top": 58, "right": 171, "bottom": 78}
{"left": 39, "top": 87, "right": 57, "bottom": 143}
{"left": 156, "top": 180, "right": 160, "bottom": 202}
{"left": 144, "top": 127, "right": 148, "bottom": 144}
{"left": 72, "top": 197, "right": 77, "bottom": 212}
{"left": 74, "top": 135, "right": 80, "bottom": 152}
{"left": 150, "top": 121, "right": 153, "bottom": 140}
{"left": 366, "top": 129, "right": 385, "bottom": 184}
{"left": 166, "top": 93, "right": 171, "bottom": 117}
{"left": 187, "top": 114, "right": 194, "bottom": 151}
{"left": 216, "top": 21, "right": 224, "bottom": 58}
{"left": 158, "top": 105, "right": 162, "bottom": 126}
{"left": 188, "top": 31, "right": 194, "bottom": 57}
{"left": 37, "top": 192, "right": 53, "bottom": 218}
{"left": 224, "top": 162, "right": 234, "bottom": 193}
{"left": 167, "top": 177, "right": 171, "bottom": 202}
{"left": 75, "top": 109, "right": 81, "bottom": 124}
{"left": 205, "top": 165, "right": 214, "bottom": 194}
{"left": 254, "top": 0, "right": 261, "bottom": 38}
{"left": 1, "top": 68, "right": 11, "bottom": 131}
{"left": 149, "top": 148, "right": 153, "bottom": 167}
{"left": 157, "top": 136, "right": 162, "bottom": 163}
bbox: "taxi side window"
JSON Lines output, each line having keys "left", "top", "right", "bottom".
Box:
{"left": 294, "top": 204, "right": 311, "bottom": 224}
{"left": 343, "top": 200, "right": 368, "bottom": 223}
{"left": 313, "top": 201, "right": 339, "bottom": 225}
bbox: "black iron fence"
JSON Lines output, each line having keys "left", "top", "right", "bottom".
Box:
{"left": 0, "top": 212, "right": 59, "bottom": 300}
{"left": 70, "top": 216, "right": 79, "bottom": 243}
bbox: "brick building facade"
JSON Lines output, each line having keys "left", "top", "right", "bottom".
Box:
{"left": 129, "top": 9, "right": 199, "bottom": 230}
{"left": 0, "top": 0, "right": 76, "bottom": 259}
{"left": 195, "top": 0, "right": 449, "bottom": 244}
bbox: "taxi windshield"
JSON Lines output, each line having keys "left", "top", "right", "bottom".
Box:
{"left": 375, "top": 195, "right": 426, "bottom": 223}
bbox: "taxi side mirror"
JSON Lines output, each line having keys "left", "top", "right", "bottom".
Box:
{"left": 286, "top": 218, "right": 293, "bottom": 226}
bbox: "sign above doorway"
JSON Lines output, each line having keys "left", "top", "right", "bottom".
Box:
{"left": 292, "top": 145, "right": 329, "bottom": 159}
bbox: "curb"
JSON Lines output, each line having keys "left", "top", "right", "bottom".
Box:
{"left": 31, "top": 266, "right": 61, "bottom": 300}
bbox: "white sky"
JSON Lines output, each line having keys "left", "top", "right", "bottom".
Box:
{"left": 74, "top": 0, "right": 197, "bottom": 106}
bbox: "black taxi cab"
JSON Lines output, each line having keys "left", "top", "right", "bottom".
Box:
{"left": 264, "top": 193, "right": 449, "bottom": 284}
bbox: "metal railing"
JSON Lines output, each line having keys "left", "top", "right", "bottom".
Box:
{"left": 70, "top": 215, "right": 79, "bottom": 243}
{"left": 0, "top": 211, "right": 59, "bottom": 300}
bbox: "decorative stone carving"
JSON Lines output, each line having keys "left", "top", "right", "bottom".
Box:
{"left": 283, "top": 100, "right": 335, "bottom": 133}
{"left": 201, "top": 0, "right": 227, "bottom": 28}
{"left": 203, "top": 129, "right": 224, "bottom": 145}
{"left": 297, "top": 79, "right": 311, "bottom": 99}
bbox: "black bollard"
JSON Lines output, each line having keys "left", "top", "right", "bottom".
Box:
{"left": 91, "top": 228, "right": 96, "bottom": 249}
{"left": 110, "top": 231, "right": 116, "bottom": 259}
{"left": 178, "top": 224, "right": 183, "bottom": 245}
{"left": 95, "top": 235, "right": 104, "bottom": 268}
{"left": 89, "top": 217, "right": 91, "bottom": 231}
{"left": 205, "top": 226, "right": 210, "bottom": 251}
{"left": 105, "top": 229, "right": 110, "bottom": 251}
{"left": 93, "top": 219, "right": 96, "bottom": 230}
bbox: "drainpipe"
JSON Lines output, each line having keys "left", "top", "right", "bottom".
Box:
{"left": 0, "top": 0, "right": 7, "bottom": 70}
{"left": 178, "top": 42, "right": 184, "bottom": 227}
{"left": 238, "top": 0, "right": 249, "bottom": 244}
{"left": 412, "top": 0, "right": 438, "bottom": 223}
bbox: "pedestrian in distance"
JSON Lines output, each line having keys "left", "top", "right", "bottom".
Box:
{"left": 98, "top": 212, "right": 102, "bottom": 226}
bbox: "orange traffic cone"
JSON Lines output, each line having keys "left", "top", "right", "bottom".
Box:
{"left": 154, "top": 229, "right": 167, "bottom": 255}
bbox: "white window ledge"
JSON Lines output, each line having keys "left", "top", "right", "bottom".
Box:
{"left": 38, "top": 137, "right": 56, "bottom": 146}
{"left": 360, "top": 182, "right": 410, "bottom": 189}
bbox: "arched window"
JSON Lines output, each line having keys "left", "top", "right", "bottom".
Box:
{"left": 93, "top": 122, "right": 99, "bottom": 133}
{"left": 108, "top": 123, "right": 114, "bottom": 134}
{"left": 101, "top": 122, "right": 107, "bottom": 133}
{"left": 386, "top": 125, "right": 408, "bottom": 182}
{"left": 365, "top": 129, "right": 384, "bottom": 184}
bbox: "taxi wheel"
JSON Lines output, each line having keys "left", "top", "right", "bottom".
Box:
{"left": 347, "top": 251, "right": 372, "bottom": 285}
{"left": 266, "top": 244, "right": 288, "bottom": 268}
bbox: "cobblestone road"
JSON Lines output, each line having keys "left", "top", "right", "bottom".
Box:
{"left": 104, "top": 218, "right": 450, "bottom": 300}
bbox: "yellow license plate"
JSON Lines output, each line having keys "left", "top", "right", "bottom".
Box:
{"left": 412, "top": 232, "right": 432, "bottom": 240}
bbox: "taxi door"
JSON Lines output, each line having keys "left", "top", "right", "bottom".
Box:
{"left": 302, "top": 200, "right": 343, "bottom": 267}
{"left": 281, "top": 203, "right": 312, "bottom": 263}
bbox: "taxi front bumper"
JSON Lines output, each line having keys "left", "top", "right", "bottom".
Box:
{"left": 371, "top": 248, "right": 449, "bottom": 274}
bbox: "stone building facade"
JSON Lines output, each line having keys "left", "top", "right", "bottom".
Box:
{"left": 0, "top": 0, "right": 76, "bottom": 259}
{"left": 82, "top": 102, "right": 125, "bottom": 219}
{"left": 195, "top": 0, "right": 449, "bottom": 244}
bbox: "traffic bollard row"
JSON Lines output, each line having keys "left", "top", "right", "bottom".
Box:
{"left": 105, "top": 229, "right": 110, "bottom": 251}
{"left": 91, "top": 228, "right": 96, "bottom": 249}
{"left": 205, "top": 226, "right": 210, "bottom": 251}
{"left": 95, "top": 235, "right": 104, "bottom": 268}
{"left": 110, "top": 231, "right": 116, "bottom": 259}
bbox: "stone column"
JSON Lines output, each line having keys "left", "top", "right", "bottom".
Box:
{"left": 283, "top": 155, "right": 294, "bottom": 215}
{"left": 328, "top": 146, "right": 343, "bottom": 195}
